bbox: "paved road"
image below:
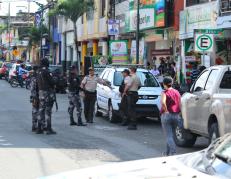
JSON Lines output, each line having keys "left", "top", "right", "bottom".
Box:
{"left": 0, "top": 80, "right": 208, "bottom": 179}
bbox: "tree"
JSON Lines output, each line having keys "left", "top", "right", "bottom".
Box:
{"left": 0, "top": 25, "right": 6, "bottom": 34}
{"left": 27, "top": 25, "right": 49, "bottom": 48}
{"left": 27, "top": 25, "right": 49, "bottom": 63}
{"left": 51, "top": 0, "right": 94, "bottom": 70}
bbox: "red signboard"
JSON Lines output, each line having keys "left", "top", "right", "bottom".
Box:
{"left": 173, "top": 0, "right": 184, "bottom": 31}
{"left": 151, "top": 49, "right": 172, "bottom": 56}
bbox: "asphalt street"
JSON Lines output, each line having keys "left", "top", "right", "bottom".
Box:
{"left": 0, "top": 80, "right": 208, "bottom": 179}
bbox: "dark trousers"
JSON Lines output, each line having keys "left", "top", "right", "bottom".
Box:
{"left": 127, "top": 91, "right": 139, "bottom": 125}
{"left": 119, "top": 95, "right": 128, "bottom": 121}
{"left": 18, "top": 75, "right": 23, "bottom": 87}
{"left": 84, "top": 91, "right": 96, "bottom": 122}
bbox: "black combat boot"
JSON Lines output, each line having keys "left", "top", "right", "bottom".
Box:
{"left": 127, "top": 121, "right": 137, "bottom": 130}
{"left": 36, "top": 123, "right": 44, "bottom": 134}
{"left": 46, "top": 129, "right": 57, "bottom": 135}
{"left": 121, "top": 117, "right": 129, "bottom": 126}
{"left": 32, "top": 126, "right": 37, "bottom": 132}
{"left": 70, "top": 116, "right": 77, "bottom": 126}
{"left": 46, "top": 123, "right": 57, "bottom": 135}
{"left": 77, "top": 117, "right": 87, "bottom": 126}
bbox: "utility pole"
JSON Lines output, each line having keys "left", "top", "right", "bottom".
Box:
{"left": 136, "top": 0, "right": 140, "bottom": 64}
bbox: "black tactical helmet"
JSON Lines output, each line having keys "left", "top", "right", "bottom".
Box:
{"left": 40, "top": 58, "right": 49, "bottom": 67}
{"left": 32, "top": 65, "right": 39, "bottom": 71}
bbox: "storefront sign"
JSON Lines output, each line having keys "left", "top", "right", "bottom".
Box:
{"left": 195, "top": 34, "right": 214, "bottom": 52}
{"left": 151, "top": 49, "right": 172, "bottom": 56}
{"left": 125, "top": 0, "right": 165, "bottom": 32}
{"left": 110, "top": 40, "right": 128, "bottom": 64}
{"left": 179, "top": 1, "right": 218, "bottom": 39}
{"left": 129, "top": 8, "right": 155, "bottom": 31}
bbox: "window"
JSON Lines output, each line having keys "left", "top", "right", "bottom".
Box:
{"left": 205, "top": 70, "right": 219, "bottom": 90}
{"left": 193, "top": 70, "right": 209, "bottom": 92}
{"left": 86, "top": 10, "right": 94, "bottom": 20}
{"left": 102, "top": 70, "right": 110, "bottom": 80}
{"left": 186, "top": 0, "right": 209, "bottom": 7}
{"left": 220, "top": 71, "right": 231, "bottom": 89}
{"left": 220, "top": 0, "right": 231, "bottom": 15}
{"left": 113, "top": 71, "right": 159, "bottom": 87}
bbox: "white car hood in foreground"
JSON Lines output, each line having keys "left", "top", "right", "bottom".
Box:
{"left": 40, "top": 156, "right": 216, "bottom": 179}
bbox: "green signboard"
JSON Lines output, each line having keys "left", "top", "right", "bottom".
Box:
{"left": 194, "top": 29, "right": 225, "bottom": 39}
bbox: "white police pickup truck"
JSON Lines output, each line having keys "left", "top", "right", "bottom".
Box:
{"left": 174, "top": 65, "right": 231, "bottom": 147}
{"left": 95, "top": 66, "right": 162, "bottom": 122}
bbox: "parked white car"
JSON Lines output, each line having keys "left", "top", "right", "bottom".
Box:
{"left": 174, "top": 65, "right": 231, "bottom": 147}
{"left": 95, "top": 66, "right": 162, "bottom": 122}
{"left": 40, "top": 133, "right": 231, "bottom": 179}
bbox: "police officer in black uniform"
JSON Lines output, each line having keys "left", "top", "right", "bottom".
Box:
{"left": 37, "top": 58, "right": 57, "bottom": 135}
{"left": 30, "top": 65, "right": 39, "bottom": 132}
{"left": 68, "top": 65, "right": 86, "bottom": 126}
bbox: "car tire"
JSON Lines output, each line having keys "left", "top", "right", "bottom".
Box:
{"left": 209, "top": 123, "right": 219, "bottom": 144}
{"left": 108, "top": 102, "right": 117, "bottom": 123}
{"left": 95, "top": 103, "right": 103, "bottom": 117}
{"left": 173, "top": 124, "right": 197, "bottom": 147}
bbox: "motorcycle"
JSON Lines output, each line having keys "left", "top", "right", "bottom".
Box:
{"left": 10, "top": 73, "right": 29, "bottom": 88}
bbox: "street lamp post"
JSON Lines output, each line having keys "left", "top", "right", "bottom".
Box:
{"left": 136, "top": 0, "right": 140, "bottom": 64}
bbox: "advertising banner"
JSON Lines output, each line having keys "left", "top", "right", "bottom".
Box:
{"left": 110, "top": 40, "right": 128, "bottom": 64}
{"left": 179, "top": 1, "right": 218, "bottom": 39}
{"left": 125, "top": 0, "right": 165, "bottom": 32}
{"left": 108, "top": 19, "right": 120, "bottom": 36}
{"left": 130, "top": 38, "right": 145, "bottom": 64}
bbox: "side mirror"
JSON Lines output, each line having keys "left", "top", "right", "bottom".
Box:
{"left": 194, "top": 86, "right": 203, "bottom": 92}
{"left": 104, "top": 80, "right": 111, "bottom": 87}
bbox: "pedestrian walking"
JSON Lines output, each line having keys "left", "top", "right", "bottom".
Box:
{"left": 119, "top": 69, "right": 130, "bottom": 126}
{"left": 161, "top": 77, "right": 181, "bottom": 156}
{"left": 81, "top": 67, "right": 106, "bottom": 123}
{"left": 30, "top": 65, "right": 39, "bottom": 132}
{"left": 37, "top": 58, "right": 57, "bottom": 135}
{"left": 68, "top": 65, "right": 86, "bottom": 126}
{"left": 122, "top": 67, "right": 141, "bottom": 130}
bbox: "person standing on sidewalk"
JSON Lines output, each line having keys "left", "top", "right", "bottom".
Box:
{"left": 161, "top": 77, "right": 181, "bottom": 156}
{"left": 81, "top": 67, "right": 106, "bottom": 123}
{"left": 119, "top": 69, "right": 130, "bottom": 126}
{"left": 37, "top": 58, "right": 56, "bottom": 135}
{"left": 68, "top": 65, "right": 86, "bottom": 126}
{"left": 122, "top": 67, "right": 141, "bottom": 130}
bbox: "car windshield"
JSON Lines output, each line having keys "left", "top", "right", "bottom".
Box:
{"left": 114, "top": 71, "right": 159, "bottom": 87}
{"left": 180, "top": 134, "right": 231, "bottom": 178}
{"left": 6, "top": 63, "right": 12, "bottom": 68}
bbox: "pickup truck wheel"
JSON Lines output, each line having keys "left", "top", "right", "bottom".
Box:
{"left": 209, "top": 123, "right": 219, "bottom": 144}
{"left": 95, "top": 103, "right": 102, "bottom": 117}
{"left": 108, "top": 103, "right": 117, "bottom": 123}
{"left": 173, "top": 124, "right": 197, "bottom": 147}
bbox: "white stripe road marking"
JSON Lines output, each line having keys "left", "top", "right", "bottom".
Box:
{"left": 0, "top": 136, "right": 13, "bottom": 146}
